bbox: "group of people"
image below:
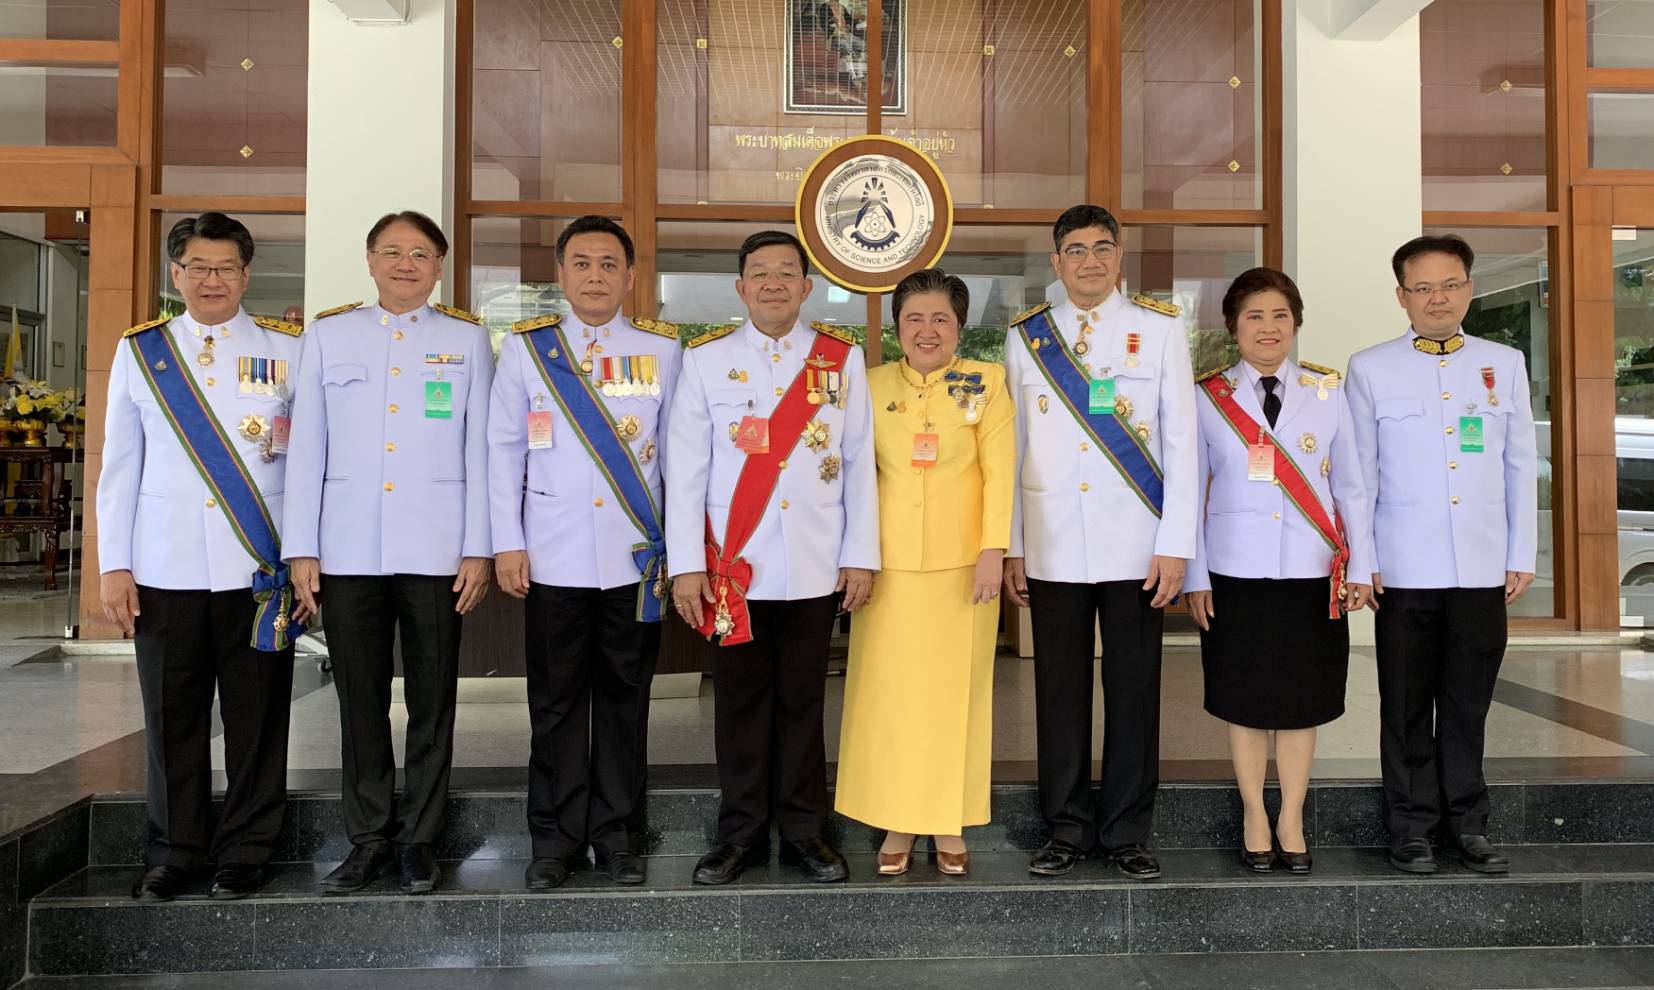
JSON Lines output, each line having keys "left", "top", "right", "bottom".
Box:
{"left": 99, "top": 202, "right": 1535, "bottom": 903}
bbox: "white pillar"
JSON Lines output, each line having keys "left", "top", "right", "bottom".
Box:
{"left": 303, "top": 0, "right": 457, "bottom": 316}
{"left": 1283, "top": 0, "right": 1423, "bottom": 643}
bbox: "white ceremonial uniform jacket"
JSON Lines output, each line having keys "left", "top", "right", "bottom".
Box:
{"left": 664, "top": 319, "right": 880, "bottom": 601}
{"left": 1346, "top": 329, "right": 1539, "bottom": 589}
{"left": 98, "top": 309, "right": 303, "bottom": 591}
{"left": 281, "top": 302, "right": 493, "bottom": 576}
{"left": 1185, "top": 358, "right": 1378, "bottom": 594}
{"left": 1005, "top": 291, "right": 1200, "bottom": 582}
{"left": 488, "top": 312, "right": 683, "bottom": 590}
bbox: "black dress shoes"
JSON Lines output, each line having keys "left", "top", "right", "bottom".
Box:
{"left": 1028, "top": 840, "right": 1087, "bottom": 876}
{"left": 209, "top": 863, "right": 266, "bottom": 900}
{"left": 525, "top": 857, "right": 570, "bottom": 891}
{"left": 1276, "top": 848, "right": 1313, "bottom": 875}
{"left": 601, "top": 851, "right": 646, "bottom": 885}
{"left": 131, "top": 865, "right": 194, "bottom": 902}
{"left": 1107, "top": 844, "right": 1162, "bottom": 880}
{"left": 782, "top": 837, "right": 849, "bottom": 883}
{"left": 693, "top": 842, "right": 757, "bottom": 886}
{"left": 398, "top": 843, "right": 440, "bottom": 894}
{"left": 1446, "top": 833, "right": 1509, "bottom": 874}
{"left": 1389, "top": 837, "right": 1438, "bottom": 874}
{"left": 320, "top": 842, "right": 396, "bottom": 895}
{"left": 1239, "top": 845, "right": 1275, "bottom": 873}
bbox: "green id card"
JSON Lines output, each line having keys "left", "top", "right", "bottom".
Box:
{"left": 424, "top": 380, "right": 453, "bottom": 419}
{"left": 1088, "top": 377, "right": 1116, "bottom": 415}
{"left": 1459, "top": 415, "right": 1484, "bottom": 453}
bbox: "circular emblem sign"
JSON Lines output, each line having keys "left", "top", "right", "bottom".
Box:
{"left": 796, "top": 135, "right": 954, "bottom": 294}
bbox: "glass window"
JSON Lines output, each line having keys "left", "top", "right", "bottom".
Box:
{"left": 468, "top": 215, "right": 583, "bottom": 352}
{"left": 1611, "top": 228, "right": 1654, "bottom": 624}
{"left": 1420, "top": 0, "right": 1547, "bottom": 212}
{"left": 657, "top": 0, "right": 867, "bottom": 205}
{"left": 875, "top": 225, "right": 1057, "bottom": 363}
{"left": 1424, "top": 226, "right": 1555, "bottom": 618}
{"left": 156, "top": 212, "right": 305, "bottom": 324}
{"left": 0, "top": 63, "right": 118, "bottom": 146}
{"left": 1589, "top": 92, "right": 1654, "bottom": 170}
{"left": 878, "top": 0, "right": 1085, "bottom": 209}
{"left": 0, "top": 0, "right": 119, "bottom": 40}
{"left": 474, "top": 0, "right": 622, "bottom": 203}
{"left": 1122, "top": 0, "right": 1261, "bottom": 210}
{"left": 1588, "top": 0, "right": 1654, "bottom": 68}
{"left": 161, "top": 0, "right": 308, "bottom": 195}
{"left": 1121, "top": 225, "right": 1258, "bottom": 375}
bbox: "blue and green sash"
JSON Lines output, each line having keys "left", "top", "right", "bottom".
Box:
{"left": 1017, "top": 307, "right": 1164, "bottom": 516}
{"left": 520, "top": 325, "right": 667, "bottom": 622}
{"left": 128, "top": 327, "right": 300, "bottom": 650}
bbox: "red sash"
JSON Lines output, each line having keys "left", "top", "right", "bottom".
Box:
{"left": 1199, "top": 374, "right": 1350, "bottom": 619}
{"left": 698, "top": 330, "right": 853, "bottom": 645}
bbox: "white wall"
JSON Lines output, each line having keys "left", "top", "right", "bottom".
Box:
{"left": 303, "top": 0, "right": 457, "bottom": 317}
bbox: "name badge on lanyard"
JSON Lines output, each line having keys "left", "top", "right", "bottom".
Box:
{"left": 270, "top": 414, "right": 291, "bottom": 456}
{"left": 1088, "top": 378, "right": 1116, "bottom": 415}
{"left": 1459, "top": 416, "right": 1484, "bottom": 453}
{"left": 1248, "top": 440, "right": 1275, "bottom": 482}
{"left": 526, "top": 393, "right": 553, "bottom": 449}
{"left": 912, "top": 432, "right": 940, "bottom": 467}
{"left": 425, "top": 380, "right": 453, "bottom": 419}
{"left": 735, "top": 415, "right": 770, "bottom": 455}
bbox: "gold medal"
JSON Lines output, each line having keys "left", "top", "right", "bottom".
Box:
{"left": 1038, "top": 395, "right": 1049, "bottom": 414}
{"left": 581, "top": 359, "right": 594, "bottom": 374}
{"left": 1073, "top": 339, "right": 1089, "bottom": 356}
{"left": 238, "top": 414, "right": 269, "bottom": 441}
{"left": 1114, "top": 395, "right": 1134, "bottom": 419}
{"left": 618, "top": 414, "right": 641, "bottom": 440}
{"left": 1135, "top": 421, "right": 1152, "bottom": 441}
{"left": 197, "top": 341, "right": 215, "bottom": 368}
{"left": 819, "top": 454, "right": 842, "bottom": 482}
{"left": 713, "top": 601, "right": 734, "bottom": 637}
{"left": 728, "top": 422, "right": 740, "bottom": 442}
{"left": 1320, "top": 456, "right": 1331, "bottom": 477}
{"left": 1298, "top": 432, "right": 1318, "bottom": 454}
{"left": 272, "top": 614, "right": 289, "bottom": 632}
{"left": 547, "top": 348, "right": 560, "bottom": 360}
{"left": 641, "top": 438, "right": 657, "bottom": 463}
{"left": 803, "top": 420, "right": 831, "bottom": 452}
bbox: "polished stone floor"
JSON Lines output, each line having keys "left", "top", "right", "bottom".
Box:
{"left": 14, "top": 947, "right": 1654, "bottom": 990}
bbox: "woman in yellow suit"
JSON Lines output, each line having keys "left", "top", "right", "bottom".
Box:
{"left": 835, "top": 268, "right": 1015, "bottom": 876}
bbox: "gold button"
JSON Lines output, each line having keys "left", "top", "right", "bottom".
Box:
{"left": 383, "top": 482, "right": 395, "bottom": 492}
{"left": 389, "top": 403, "right": 399, "bottom": 413}
{"left": 913, "top": 500, "right": 922, "bottom": 507}
{"left": 594, "top": 497, "right": 604, "bottom": 507}
{"left": 410, "top": 314, "right": 418, "bottom": 323}
{"left": 393, "top": 331, "right": 405, "bottom": 341}
{"left": 1272, "top": 478, "right": 1281, "bottom": 487}
{"left": 1451, "top": 495, "right": 1460, "bottom": 505}
{"left": 1441, "top": 391, "right": 1451, "bottom": 400}
{"left": 779, "top": 460, "right": 788, "bottom": 469}
{"left": 771, "top": 354, "right": 780, "bottom": 363}
{"left": 205, "top": 498, "right": 216, "bottom": 508}
{"left": 774, "top": 387, "right": 784, "bottom": 397}
{"left": 1449, "top": 460, "right": 1458, "bottom": 469}
{"left": 206, "top": 377, "right": 217, "bottom": 387}
{"left": 1439, "top": 358, "right": 1448, "bottom": 367}
{"left": 1079, "top": 442, "right": 1090, "bottom": 451}
{"left": 1080, "top": 482, "right": 1090, "bottom": 492}
{"left": 780, "top": 499, "right": 790, "bottom": 509}
{"left": 391, "top": 367, "right": 401, "bottom": 376}
{"left": 1445, "top": 426, "right": 1454, "bottom": 435}
{"left": 1273, "top": 512, "right": 1282, "bottom": 520}
{"left": 386, "top": 442, "right": 396, "bottom": 452}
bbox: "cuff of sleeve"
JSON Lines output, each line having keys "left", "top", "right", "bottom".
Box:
{"left": 99, "top": 555, "right": 132, "bottom": 575}
{"left": 279, "top": 540, "right": 318, "bottom": 563}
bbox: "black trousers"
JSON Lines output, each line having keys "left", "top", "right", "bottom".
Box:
{"left": 1375, "top": 585, "right": 1507, "bottom": 840}
{"left": 1028, "top": 578, "right": 1164, "bottom": 850}
{"left": 709, "top": 595, "right": 838, "bottom": 846}
{"left": 134, "top": 586, "right": 293, "bottom": 870}
{"left": 320, "top": 573, "right": 462, "bottom": 848}
{"left": 524, "top": 582, "right": 660, "bottom": 861}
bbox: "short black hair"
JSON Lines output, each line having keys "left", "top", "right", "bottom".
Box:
{"left": 1052, "top": 204, "right": 1121, "bottom": 250}
{"left": 555, "top": 215, "right": 635, "bottom": 267}
{"left": 366, "top": 210, "right": 449, "bottom": 256}
{"left": 892, "top": 268, "right": 969, "bottom": 326}
{"left": 1222, "top": 267, "right": 1304, "bottom": 336}
{"left": 737, "top": 230, "right": 810, "bottom": 276}
{"left": 167, "top": 212, "right": 254, "bottom": 267}
{"left": 1392, "top": 234, "right": 1474, "bottom": 286}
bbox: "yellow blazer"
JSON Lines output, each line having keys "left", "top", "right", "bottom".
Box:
{"left": 868, "top": 357, "right": 1016, "bottom": 572}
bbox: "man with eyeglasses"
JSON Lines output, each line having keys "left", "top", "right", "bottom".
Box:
{"left": 283, "top": 210, "right": 494, "bottom": 895}
{"left": 1347, "top": 233, "right": 1537, "bottom": 876}
{"left": 99, "top": 212, "right": 304, "bottom": 902}
{"left": 1003, "top": 204, "right": 1198, "bottom": 880}
{"left": 665, "top": 229, "right": 878, "bottom": 886}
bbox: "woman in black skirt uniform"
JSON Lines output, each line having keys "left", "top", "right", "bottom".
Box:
{"left": 1183, "top": 268, "right": 1377, "bottom": 875}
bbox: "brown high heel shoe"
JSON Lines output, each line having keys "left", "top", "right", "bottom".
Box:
{"left": 878, "top": 835, "right": 916, "bottom": 876}
{"left": 936, "top": 849, "right": 970, "bottom": 876}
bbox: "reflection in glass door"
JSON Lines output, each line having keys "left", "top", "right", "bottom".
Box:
{"left": 1613, "top": 228, "right": 1654, "bottom": 625}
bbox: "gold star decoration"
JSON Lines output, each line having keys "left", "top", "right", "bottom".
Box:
{"left": 819, "top": 455, "right": 842, "bottom": 482}
{"left": 803, "top": 420, "right": 831, "bottom": 452}
{"left": 1298, "top": 433, "right": 1319, "bottom": 454}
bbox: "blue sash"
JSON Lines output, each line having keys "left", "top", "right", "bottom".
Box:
{"left": 520, "top": 325, "right": 667, "bottom": 622}
{"left": 128, "top": 327, "right": 301, "bottom": 650}
{"left": 1017, "top": 307, "right": 1164, "bottom": 516}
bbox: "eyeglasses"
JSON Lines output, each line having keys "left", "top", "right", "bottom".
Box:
{"left": 180, "top": 264, "right": 245, "bottom": 282}
{"left": 1060, "top": 241, "right": 1119, "bottom": 261}
{"left": 372, "top": 247, "right": 442, "bottom": 265}
{"left": 744, "top": 270, "right": 801, "bottom": 285}
{"left": 1401, "top": 279, "right": 1471, "bottom": 297}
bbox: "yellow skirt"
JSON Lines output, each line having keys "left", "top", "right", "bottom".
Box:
{"left": 835, "top": 566, "right": 996, "bottom": 835}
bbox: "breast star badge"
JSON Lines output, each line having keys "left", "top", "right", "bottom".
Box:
{"left": 819, "top": 454, "right": 842, "bottom": 482}
{"left": 1298, "top": 433, "right": 1319, "bottom": 454}
{"left": 803, "top": 420, "right": 831, "bottom": 452}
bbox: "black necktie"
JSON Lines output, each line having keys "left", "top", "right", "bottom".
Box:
{"left": 1260, "top": 375, "right": 1281, "bottom": 428}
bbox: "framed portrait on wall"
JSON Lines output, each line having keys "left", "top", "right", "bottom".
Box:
{"left": 785, "top": 0, "right": 907, "bottom": 115}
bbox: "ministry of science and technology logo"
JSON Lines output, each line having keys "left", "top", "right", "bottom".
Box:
{"left": 796, "top": 135, "right": 954, "bottom": 294}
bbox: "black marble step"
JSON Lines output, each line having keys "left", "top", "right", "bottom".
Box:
{"left": 80, "top": 779, "right": 1654, "bottom": 867}
{"left": 25, "top": 846, "right": 1654, "bottom": 975}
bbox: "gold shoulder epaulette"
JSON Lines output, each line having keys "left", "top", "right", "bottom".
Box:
{"left": 1010, "top": 301, "right": 1052, "bottom": 326}
{"left": 253, "top": 315, "right": 303, "bottom": 337}
{"left": 512, "top": 314, "right": 561, "bottom": 335}
{"left": 121, "top": 316, "right": 170, "bottom": 339}
{"left": 1195, "top": 366, "right": 1231, "bottom": 385}
{"left": 688, "top": 324, "right": 737, "bottom": 349}
{"left": 1300, "top": 360, "right": 1342, "bottom": 379}
{"left": 809, "top": 321, "right": 857, "bottom": 345}
{"left": 1130, "top": 293, "right": 1181, "bottom": 317}
{"left": 433, "top": 302, "right": 483, "bottom": 325}
{"left": 631, "top": 316, "right": 680, "bottom": 339}
{"left": 313, "top": 301, "right": 363, "bottom": 322}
